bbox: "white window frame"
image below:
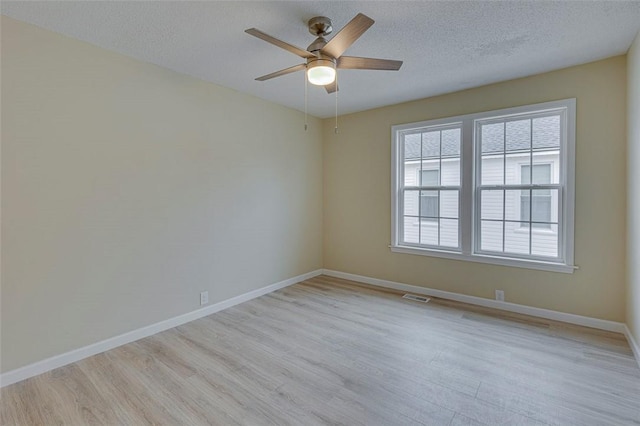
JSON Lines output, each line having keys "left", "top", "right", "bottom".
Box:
{"left": 391, "top": 99, "right": 576, "bottom": 273}
{"left": 395, "top": 123, "right": 463, "bottom": 251}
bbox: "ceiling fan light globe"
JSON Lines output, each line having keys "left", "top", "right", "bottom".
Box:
{"left": 307, "top": 65, "right": 336, "bottom": 86}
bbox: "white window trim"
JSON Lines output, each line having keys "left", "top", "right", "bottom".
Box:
{"left": 391, "top": 98, "right": 576, "bottom": 274}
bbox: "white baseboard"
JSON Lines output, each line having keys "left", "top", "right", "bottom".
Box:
{"left": 322, "top": 269, "right": 627, "bottom": 334}
{"left": 0, "top": 269, "right": 323, "bottom": 388}
{"left": 624, "top": 325, "right": 640, "bottom": 369}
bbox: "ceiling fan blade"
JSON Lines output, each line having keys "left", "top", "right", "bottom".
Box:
{"left": 338, "top": 56, "right": 403, "bottom": 70}
{"left": 325, "top": 80, "right": 339, "bottom": 94}
{"left": 320, "top": 13, "right": 374, "bottom": 59}
{"left": 245, "top": 28, "right": 316, "bottom": 59}
{"left": 255, "top": 64, "right": 306, "bottom": 81}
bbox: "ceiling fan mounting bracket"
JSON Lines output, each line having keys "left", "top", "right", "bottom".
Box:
{"left": 308, "top": 16, "right": 333, "bottom": 37}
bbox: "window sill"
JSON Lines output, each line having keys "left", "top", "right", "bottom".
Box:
{"left": 389, "top": 245, "right": 576, "bottom": 274}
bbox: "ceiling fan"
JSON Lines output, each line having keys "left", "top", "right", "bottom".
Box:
{"left": 245, "top": 13, "right": 403, "bottom": 93}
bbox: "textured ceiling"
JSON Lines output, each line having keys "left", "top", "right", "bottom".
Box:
{"left": 3, "top": 1, "right": 640, "bottom": 118}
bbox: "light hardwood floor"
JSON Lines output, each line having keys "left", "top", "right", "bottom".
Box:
{"left": 2, "top": 275, "right": 640, "bottom": 425}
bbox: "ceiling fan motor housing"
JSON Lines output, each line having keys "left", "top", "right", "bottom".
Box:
{"left": 307, "top": 56, "right": 336, "bottom": 70}
{"left": 307, "top": 36, "right": 328, "bottom": 53}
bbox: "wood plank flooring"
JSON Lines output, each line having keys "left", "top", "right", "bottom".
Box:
{"left": 2, "top": 275, "right": 639, "bottom": 425}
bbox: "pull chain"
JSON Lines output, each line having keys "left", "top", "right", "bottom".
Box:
{"left": 304, "top": 71, "right": 308, "bottom": 131}
{"left": 334, "top": 72, "right": 338, "bottom": 134}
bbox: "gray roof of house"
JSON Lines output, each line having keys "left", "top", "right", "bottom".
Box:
{"left": 404, "top": 116, "right": 560, "bottom": 160}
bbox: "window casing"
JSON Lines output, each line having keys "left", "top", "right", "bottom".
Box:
{"left": 391, "top": 99, "right": 576, "bottom": 273}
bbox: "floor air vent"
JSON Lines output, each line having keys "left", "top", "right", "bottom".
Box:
{"left": 402, "top": 294, "right": 431, "bottom": 303}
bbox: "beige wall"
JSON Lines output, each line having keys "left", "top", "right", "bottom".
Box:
{"left": 323, "top": 57, "right": 627, "bottom": 322}
{"left": 0, "top": 17, "right": 323, "bottom": 373}
{"left": 628, "top": 31, "right": 640, "bottom": 346}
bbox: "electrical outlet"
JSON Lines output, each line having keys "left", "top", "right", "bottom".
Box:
{"left": 200, "top": 291, "right": 209, "bottom": 306}
{"left": 495, "top": 290, "right": 505, "bottom": 302}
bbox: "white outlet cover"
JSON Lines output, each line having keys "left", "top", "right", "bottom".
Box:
{"left": 200, "top": 291, "right": 209, "bottom": 306}
{"left": 495, "top": 290, "right": 505, "bottom": 302}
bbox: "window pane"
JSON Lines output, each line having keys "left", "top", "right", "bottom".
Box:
{"left": 442, "top": 128, "right": 461, "bottom": 157}
{"left": 440, "top": 190, "right": 459, "bottom": 219}
{"left": 532, "top": 188, "right": 556, "bottom": 224}
{"left": 404, "top": 163, "right": 419, "bottom": 186}
{"left": 422, "top": 131, "right": 440, "bottom": 159}
{"left": 404, "top": 132, "right": 421, "bottom": 160}
{"left": 533, "top": 164, "right": 551, "bottom": 184}
{"left": 420, "top": 221, "right": 438, "bottom": 246}
{"left": 480, "top": 190, "right": 504, "bottom": 220}
{"left": 441, "top": 158, "right": 460, "bottom": 186}
{"left": 440, "top": 219, "right": 459, "bottom": 247}
{"left": 504, "top": 221, "right": 530, "bottom": 255}
{"left": 403, "top": 216, "right": 418, "bottom": 244}
{"left": 481, "top": 154, "right": 504, "bottom": 185}
{"left": 480, "top": 220, "right": 503, "bottom": 252}
{"left": 532, "top": 224, "right": 559, "bottom": 258}
{"left": 420, "top": 190, "right": 438, "bottom": 219}
{"left": 550, "top": 188, "right": 559, "bottom": 223}
{"left": 404, "top": 190, "right": 419, "bottom": 216}
{"left": 506, "top": 153, "right": 529, "bottom": 185}
{"left": 403, "top": 133, "right": 421, "bottom": 186}
{"left": 506, "top": 119, "right": 531, "bottom": 153}
{"left": 520, "top": 194, "right": 554, "bottom": 227}
{"left": 481, "top": 122, "right": 504, "bottom": 185}
{"left": 441, "top": 128, "right": 461, "bottom": 186}
{"left": 520, "top": 165, "right": 554, "bottom": 225}
{"left": 542, "top": 151, "right": 560, "bottom": 184}
{"left": 519, "top": 188, "right": 557, "bottom": 228}
{"left": 404, "top": 162, "right": 420, "bottom": 186}
{"left": 532, "top": 115, "right": 560, "bottom": 150}
{"left": 420, "top": 169, "right": 439, "bottom": 186}
{"left": 523, "top": 159, "right": 559, "bottom": 184}
{"left": 520, "top": 189, "right": 531, "bottom": 222}
{"left": 531, "top": 195, "right": 551, "bottom": 223}
{"left": 481, "top": 123, "right": 504, "bottom": 154}
{"left": 522, "top": 164, "right": 531, "bottom": 185}
{"left": 505, "top": 189, "right": 522, "bottom": 221}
